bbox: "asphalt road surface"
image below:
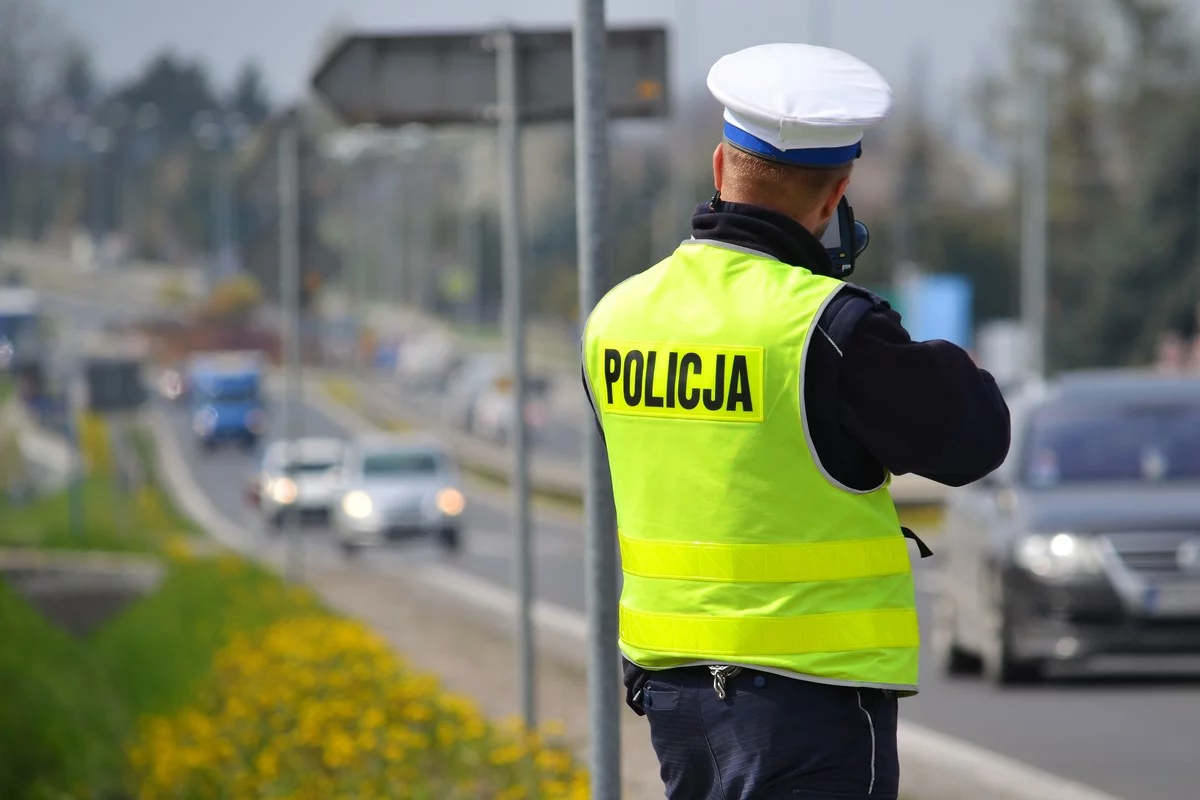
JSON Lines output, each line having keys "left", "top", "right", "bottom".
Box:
{"left": 47, "top": 289, "right": 1200, "bottom": 800}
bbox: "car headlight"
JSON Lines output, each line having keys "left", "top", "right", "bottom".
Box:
{"left": 268, "top": 477, "right": 298, "bottom": 504}
{"left": 1014, "top": 533, "right": 1102, "bottom": 579}
{"left": 244, "top": 409, "right": 266, "bottom": 433}
{"left": 342, "top": 490, "right": 374, "bottom": 519}
{"left": 435, "top": 487, "right": 466, "bottom": 516}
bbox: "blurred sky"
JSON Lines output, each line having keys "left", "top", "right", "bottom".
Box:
{"left": 45, "top": 0, "right": 1200, "bottom": 152}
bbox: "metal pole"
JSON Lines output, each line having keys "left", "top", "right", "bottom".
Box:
{"left": 495, "top": 28, "right": 536, "bottom": 733}
{"left": 574, "top": 3, "right": 622, "bottom": 797}
{"left": 655, "top": 0, "right": 685, "bottom": 262}
{"left": 216, "top": 147, "right": 234, "bottom": 276}
{"left": 352, "top": 158, "right": 371, "bottom": 367}
{"left": 1019, "top": 0, "right": 1049, "bottom": 380}
{"left": 227, "top": 146, "right": 241, "bottom": 272}
{"left": 67, "top": 372, "right": 84, "bottom": 539}
{"left": 279, "top": 123, "right": 305, "bottom": 582}
{"left": 417, "top": 155, "right": 436, "bottom": 312}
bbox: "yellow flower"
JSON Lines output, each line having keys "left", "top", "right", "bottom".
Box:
{"left": 123, "top": 608, "right": 589, "bottom": 798}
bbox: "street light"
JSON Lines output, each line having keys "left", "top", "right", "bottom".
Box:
{"left": 192, "top": 110, "right": 252, "bottom": 284}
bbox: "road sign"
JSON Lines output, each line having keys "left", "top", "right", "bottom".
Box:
{"left": 82, "top": 357, "right": 147, "bottom": 412}
{"left": 311, "top": 27, "right": 669, "bottom": 125}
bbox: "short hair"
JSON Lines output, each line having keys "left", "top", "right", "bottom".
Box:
{"left": 721, "top": 142, "right": 852, "bottom": 212}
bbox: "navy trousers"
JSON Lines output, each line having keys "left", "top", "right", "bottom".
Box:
{"left": 639, "top": 667, "right": 899, "bottom": 800}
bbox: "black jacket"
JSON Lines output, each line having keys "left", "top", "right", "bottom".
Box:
{"left": 582, "top": 199, "right": 1012, "bottom": 713}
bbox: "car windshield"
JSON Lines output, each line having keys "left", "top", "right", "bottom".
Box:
{"left": 288, "top": 460, "right": 338, "bottom": 475}
{"left": 206, "top": 386, "right": 259, "bottom": 403}
{"left": 1022, "top": 402, "right": 1200, "bottom": 487}
{"left": 0, "top": 315, "right": 37, "bottom": 346}
{"left": 361, "top": 451, "right": 441, "bottom": 477}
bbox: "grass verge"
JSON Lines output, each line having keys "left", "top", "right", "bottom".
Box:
{"left": 2, "top": 412, "right": 590, "bottom": 800}
{"left": 0, "top": 581, "right": 129, "bottom": 800}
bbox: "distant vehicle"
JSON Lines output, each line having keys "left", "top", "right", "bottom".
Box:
{"left": 934, "top": 370, "right": 1200, "bottom": 685}
{"left": 331, "top": 433, "right": 466, "bottom": 558}
{"left": 253, "top": 438, "right": 346, "bottom": 528}
{"left": 0, "top": 286, "right": 41, "bottom": 372}
{"left": 395, "top": 331, "right": 457, "bottom": 392}
{"left": 441, "top": 354, "right": 503, "bottom": 431}
{"left": 186, "top": 351, "right": 267, "bottom": 453}
{"left": 469, "top": 374, "right": 551, "bottom": 445}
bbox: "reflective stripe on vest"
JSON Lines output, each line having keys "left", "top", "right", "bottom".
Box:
{"left": 619, "top": 531, "right": 912, "bottom": 583}
{"left": 583, "top": 240, "right": 921, "bottom": 693}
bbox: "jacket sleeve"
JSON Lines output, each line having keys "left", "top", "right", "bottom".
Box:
{"left": 836, "top": 300, "right": 1012, "bottom": 487}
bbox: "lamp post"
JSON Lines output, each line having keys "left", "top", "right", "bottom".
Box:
{"left": 193, "top": 110, "right": 252, "bottom": 287}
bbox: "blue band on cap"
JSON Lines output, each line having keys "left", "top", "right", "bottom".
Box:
{"left": 723, "top": 121, "right": 862, "bottom": 167}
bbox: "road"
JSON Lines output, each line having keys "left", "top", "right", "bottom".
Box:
{"left": 47, "top": 291, "right": 1200, "bottom": 800}
{"left": 160, "top": 397, "right": 593, "bottom": 613}
{"left": 158, "top": 394, "right": 1200, "bottom": 800}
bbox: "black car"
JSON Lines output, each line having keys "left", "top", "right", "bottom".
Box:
{"left": 934, "top": 370, "right": 1200, "bottom": 685}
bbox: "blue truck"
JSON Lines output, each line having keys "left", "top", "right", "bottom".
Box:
{"left": 186, "top": 351, "right": 268, "bottom": 453}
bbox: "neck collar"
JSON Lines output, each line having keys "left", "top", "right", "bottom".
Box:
{"left": 689, "top": 198, "right": 836, "bottom": 277}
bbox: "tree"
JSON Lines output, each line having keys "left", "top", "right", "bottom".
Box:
{"left": 109, "top": 52, "right": 221, "bottom": 145}
{"left": 228, "top": 62, "right": 270, "bottom": 125}
{"left": 969, "top": 0, "right": 1200, "bottom": 370}
{"left": 0, "top": 0, "right": 77, "bottom": 234}
{"left": 58, "top": 43, "right": 95, "bottom": 110}
{"left": 0, "top": 0, "right": 66, "bottom": 117}
{"left": 1065, "top": 98, "right": 1200, "bottom": 367}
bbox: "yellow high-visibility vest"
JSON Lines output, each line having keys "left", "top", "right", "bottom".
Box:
{"left": 583, "top": 240, "right": 920, "bottom": 694}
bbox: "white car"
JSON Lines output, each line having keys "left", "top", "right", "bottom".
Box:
{"left": 256, "top": 437, "right": 347, "bottom": 528}
{"left": 469, "top": 375, "right": 551, "bottom": 445}
{"left": 442, "top": 354, "right": 504, "bottom": 431}
{"left": 332, "top": 433, "right": 466, "bottom": 557}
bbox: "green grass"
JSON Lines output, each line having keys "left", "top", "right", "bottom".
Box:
{"left": 0, "top": 558, "right": 320, "bottom": 800}
{"left": 0, "top": 582, "right": 129, "bottom": 800}
{"left": 0, "top": 419, "right": 199, "bottom": 554}
{"left": 90, "top": 558, "right": 320, "bottom": 719}
{"left": 0, "top": 457, "right": 318, "bottom": 799}
{"left": 0, "top": 477, "right": 163, "bottom": 554}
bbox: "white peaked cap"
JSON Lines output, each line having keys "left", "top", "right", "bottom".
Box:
{"left": 707, "top": 43, "right": 894, "bottom": 168}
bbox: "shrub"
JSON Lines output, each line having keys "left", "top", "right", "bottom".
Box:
{"left": 198, "top": 274, "right": 262, "bottom": 325}
{"left": 126, "top": 614, "right": 589, "bottom": 800}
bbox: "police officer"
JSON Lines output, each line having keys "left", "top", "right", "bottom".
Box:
{"left": 581, "top": 43, "right": 1011, "bottom": 799}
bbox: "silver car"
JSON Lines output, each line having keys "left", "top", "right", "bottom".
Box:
{"left": 256, "top": 437, "right": 347, "bottom": 528}
{"left": 331, "top": 433, "right": 466, "bottom": 557}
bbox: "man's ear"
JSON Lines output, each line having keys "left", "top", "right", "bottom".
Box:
{"left": 712, "top": 143, "right": 725, "bottom": 193}
{"left": 822, "top": 174, "right": 851, "bottom": 221}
